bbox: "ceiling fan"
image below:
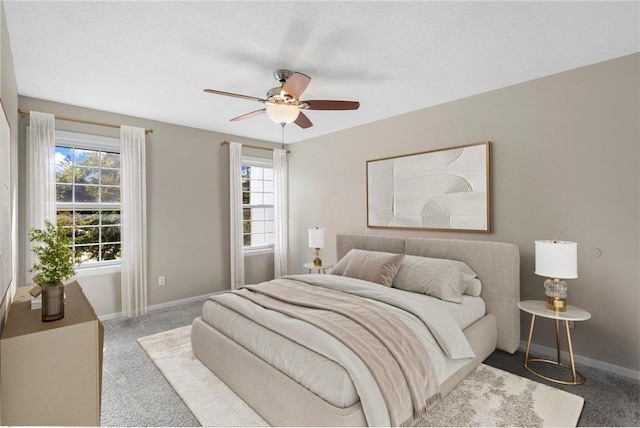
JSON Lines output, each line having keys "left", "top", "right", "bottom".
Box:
{"left": 204, "top": 70, "right": 360, "bottom": 129}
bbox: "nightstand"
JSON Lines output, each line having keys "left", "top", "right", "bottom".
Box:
{"left": 303, "top": 263, "right": 333, "bottom": 274}
{"left": 518, "top": 300, "right": 591, "bottom": 385}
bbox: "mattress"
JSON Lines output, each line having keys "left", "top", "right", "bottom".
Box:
{"left": 201, "top": 281, "right": 485, "bottom": 410}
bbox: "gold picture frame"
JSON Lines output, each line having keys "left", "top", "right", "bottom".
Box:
{"left": 366, "top": 141, "right": 491, "bottom": 232}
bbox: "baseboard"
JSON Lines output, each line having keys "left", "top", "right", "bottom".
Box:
{"left": 519, "top": 340, "right": 640, "bottom": 381}
{"left": 98, "top": 293, "right": 211, "bottom": 322}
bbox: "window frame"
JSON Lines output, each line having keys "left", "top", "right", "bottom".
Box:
{"left": 55, "top": 130, "right": 122, "bottom": 271}
{"left": 241, "top": 155, "right": 275, "bottom": 256}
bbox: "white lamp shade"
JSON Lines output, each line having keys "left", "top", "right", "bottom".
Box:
{"left": 308, "top": 228, "right": 326, "bottom": 248}
{"left": 535, "top": 240, "right": 578, "bottom": 279}
{"left": 266, "top": 104, "right": 300, "bottom": 124}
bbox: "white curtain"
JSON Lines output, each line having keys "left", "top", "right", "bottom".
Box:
{"left": 27, "top": 111, "right": 56, "bottom": 283}
{"left": 273, "top": 148, "right": 288, "bottom": 277}
{"left": 229, "top": 142, "right": 245, "bottom": 289}
{"left": 120, "top": 125, "right": 148, "bottom": 317}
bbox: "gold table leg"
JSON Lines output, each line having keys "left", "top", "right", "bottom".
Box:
{"left": 523, "top": 313, "right": 586, "bottom": 385}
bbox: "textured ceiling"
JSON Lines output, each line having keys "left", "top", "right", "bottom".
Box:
{"left": 4, "top": 1, "right": 639, "bottom": 144}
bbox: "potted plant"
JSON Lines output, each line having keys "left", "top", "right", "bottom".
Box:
{"left": 29, "top": 220, "right": 76, "bottom": 321}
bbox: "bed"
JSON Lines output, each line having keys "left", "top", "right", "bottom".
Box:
{"left": 191, "top": 233, "right": 520, "bottom": 426}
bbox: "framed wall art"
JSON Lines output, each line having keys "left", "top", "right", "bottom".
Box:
{"left": 0, "top": 100, "right": 11, "bottom": 297}
{"left": 367, "top": 141, "right": 491, "bottom": 232}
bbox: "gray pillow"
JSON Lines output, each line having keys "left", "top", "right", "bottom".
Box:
{"left": 392, "top": 255, "right": 480, "bottom": 303}
{"left": 341, "top": 249, "right": 405, "bottom": 287}
{"left": 330, "top": 249, "right": 357, "bottom": 276}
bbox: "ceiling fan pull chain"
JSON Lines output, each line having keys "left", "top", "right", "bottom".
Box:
{"left": 281, "top": 123, "right": 285, "bottom": 149}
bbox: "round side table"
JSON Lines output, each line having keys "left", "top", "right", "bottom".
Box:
{"left": 303, "top": 263, "right": 333, "bottom": 274}
{"left": 518, "top": 300, "right": 591, "bottom": 385}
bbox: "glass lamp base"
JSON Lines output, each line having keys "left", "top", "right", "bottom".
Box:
{"left": 544, "top": 278, "right": 567, "bottom": 312}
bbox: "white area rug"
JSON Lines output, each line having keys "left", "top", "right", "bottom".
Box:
{"left": 138, "top": 326, "right": 584, "bottom": 427}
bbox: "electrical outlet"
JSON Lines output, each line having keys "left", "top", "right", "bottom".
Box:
{"left": 158, "top": 276, "right": 166, "bottom": 286}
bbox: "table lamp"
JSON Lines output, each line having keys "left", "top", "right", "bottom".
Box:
{"left": 308, "top": 227, "right": 326, "bottom": 267}
{"left": 535, "top": 240, "right": 578, "bottom": 312}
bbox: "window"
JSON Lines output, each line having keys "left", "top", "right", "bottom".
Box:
{"left": 242, "top": 157, "right": 274, "bottom": 253}
{"left": 54, "top": 131, "right": 121, "bottom": 268}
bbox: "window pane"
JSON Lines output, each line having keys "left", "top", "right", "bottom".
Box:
{"left": 74, "top": 149, "right": 100, "bottom": 166}
{"left": 242, "top": 178, "right": 250, "bottom": 192}
{"left": 76, "top": 227, "right": 100, "bottom": 245}
{"left": 250, "top": 179, "right": 263, "bottom": 192}
{"left": 55, "top": 147, "right": 73, "bottom": 183}
{"left": 251, "top": 234, "right": 265, "bottom": 246}
{"left": 242, "top": 191, "right": 250, "bottom": 204}
{"left": 264, "top": 232, "right": 275, "bottom": 245}
{"left": 75, "top": 185, "right": 99, "bottom": 203}
{"left": 101, "top": 186, "right": 120, "bottom": 203}
{"left": 263, "top": 180, "right": 274, "bottom": 193}
{"left": 263, "top": 168, "right": 274, "bottom": 180}
{"left": 251, "top": 207, "right": 264, "bottom": 221}
{"left": 265, "top": 220, "right": 275, "bottom": 233}
{"left": 56, "top": 184, "right": 73, "bottom": 202}
{"left": 263, "top": 192, "right": 274, "bottom": 205}
{"left": 102, "top": 243, "right": 121, "bottom": 261}
{"left": 250, "top": 192, "right": 263, "bottom": 205}
{"left": 102, "top": 226, "right": 121, "bottom": 243}
{"left": 243, "top": 208, "right": 251, "bottom": 221}
{"left": 75, "top": 166, "right": 100, "bottom": 185}
{"left": 75, "top": 245, "right": 99, "bottom": 264}
{"left": 243, "top": 234, "right": 251, "bottom": 246}
{"left": 76, "top": 210, "right": 100, "bottom": 226}
{"left": 242, "top": 220, "right": 251, "bottom": 234}
{"left": 101, "top": 169, "right": 120, "bottom": 186}
{"left": 251, "top": 167, "right": 264, "bottom": 179}
{"left": 56, "top": 210, "right": 74, "bottom": 227}
{"left": 264, "top": 208, "right": 274, "bottom": 221}
{"left": 101, "top": 152, "right": 120, "bottom": 168}
{"left": 252, "top": 221, "right": 265, "bottom": 234}
{"left": 242, "top": 166, "right": 250, "bottom": 179}
{"left": 101, "top": 210, "right": 121, "bottom": 225}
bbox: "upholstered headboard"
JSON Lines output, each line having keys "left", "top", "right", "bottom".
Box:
{"left": 336, "top": 233, "right": 520, "bottom": 353}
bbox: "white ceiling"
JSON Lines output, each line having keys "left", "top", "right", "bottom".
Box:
{"left": 4, "top": 1, "right": 639, "bottom": 144}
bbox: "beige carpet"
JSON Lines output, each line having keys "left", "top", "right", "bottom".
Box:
{"left": 138, "top": 326, "right": 584, "bottom": 427}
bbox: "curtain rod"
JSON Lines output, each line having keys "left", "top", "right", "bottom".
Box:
{"left": 221, "top": 140, "right": 289, "bottom": 153}
{"left": 18, "top": 109, "right": 153, "bottom": 135}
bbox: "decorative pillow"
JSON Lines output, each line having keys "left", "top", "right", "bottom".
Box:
{"left": 341, "top": 249, "right": 405, "bottom": 287}
{"left": 392, "top": 255, "right": 480, "bottom": 303}
{"left": 330, "top": 249, "right": 357, "bottom": 276}
{"left": 465, "top": 278, "right": 482, "bottom": 297}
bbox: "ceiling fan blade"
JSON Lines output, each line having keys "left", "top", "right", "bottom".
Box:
{"left": 282, "top": 72, "right": 311, "bottom": 99}
{"left": 230, "top": 109, "right": 266, "bottom": 122}
{"left": 303, "top": 100, "right": 360, "bottom": 110}
{"left": 294, "top": 111, "right": 313, "bottom": 129}
{"left": 204, "top": 89, "right": 266, "bottom": 103}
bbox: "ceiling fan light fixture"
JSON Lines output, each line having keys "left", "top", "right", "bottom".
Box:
{"left": 266, "top": 103, "right": 299, "bottom": 125}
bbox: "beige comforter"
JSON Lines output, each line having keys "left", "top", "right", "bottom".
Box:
{"left": 208, "top": 274, "right": 475, "bottom": 426}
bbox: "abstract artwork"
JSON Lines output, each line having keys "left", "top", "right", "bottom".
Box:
{"left": 0, "top": 100, "right": 11, "bottom": 297}
{"left": 367, "top": 142, "right": 490, "bottom": 232}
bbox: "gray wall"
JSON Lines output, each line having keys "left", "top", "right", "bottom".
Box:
{"left": 17, "top": 97, "right": 275, "bottom": 316}
{"left": 288, "top": 54, "right": 639, "bottom": 373}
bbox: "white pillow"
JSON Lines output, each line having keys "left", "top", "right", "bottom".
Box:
{"left": 392, "top": 255, "right": 480, "bottom": 303}
{"left": 340, "top": 249, "right": 405, "bottom": 287}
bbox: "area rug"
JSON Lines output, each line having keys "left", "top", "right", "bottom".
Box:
{"left": 138, "top": 326, "right": 584, "bottom": 427}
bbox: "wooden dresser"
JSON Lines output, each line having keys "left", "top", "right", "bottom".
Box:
{"left": 1, "top": 281, "right": 103, "bottom": 426}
